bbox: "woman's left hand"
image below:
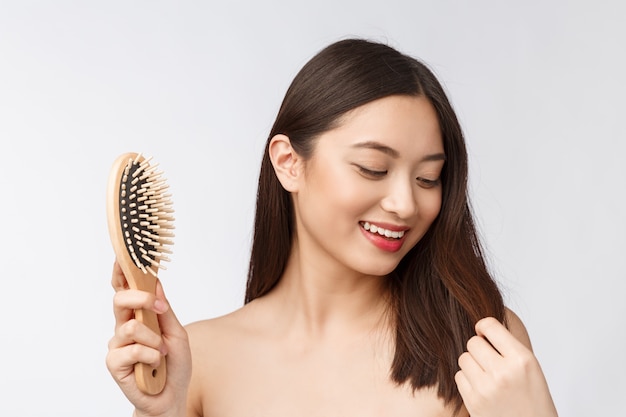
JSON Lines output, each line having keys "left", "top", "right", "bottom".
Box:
{"left": 455, "top": 316, "right": 559, "bottom": 417}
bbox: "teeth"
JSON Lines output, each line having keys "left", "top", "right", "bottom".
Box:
{"left": 362, "top": 222, "right": 405, "bottom": 239}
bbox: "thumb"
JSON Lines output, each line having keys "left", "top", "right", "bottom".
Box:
{"left": 153, "top": 279, "right": 186, "bottom": 338}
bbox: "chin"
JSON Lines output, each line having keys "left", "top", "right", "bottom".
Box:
{"left": 355, "top": 260, "right": 402, "bottom": 278}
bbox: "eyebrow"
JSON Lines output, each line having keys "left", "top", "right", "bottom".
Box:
{"left": 351, "top": 141, "right": 447, "bottom": 162}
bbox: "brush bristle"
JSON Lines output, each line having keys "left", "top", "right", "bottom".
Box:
{"left": 119, "top": 154, "right": 175, "bottom": 276}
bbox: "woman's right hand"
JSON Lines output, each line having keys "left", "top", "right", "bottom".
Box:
{"left": 106, "top": 261, "right": 192, "bottom": 417}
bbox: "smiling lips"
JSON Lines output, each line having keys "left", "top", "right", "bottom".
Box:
{"left": 361, "top": 222, "right": 405, "bottom": 239}
{"left": 360, "top": 221, "right": 408, "bottom": 252}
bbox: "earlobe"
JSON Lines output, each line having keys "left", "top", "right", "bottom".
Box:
{"left": 268, "top": 134, "right": 302, "bottom": 192}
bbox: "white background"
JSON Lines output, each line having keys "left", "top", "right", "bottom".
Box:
{"left": 1, "top": 1, "right": 624, "bottom": 416}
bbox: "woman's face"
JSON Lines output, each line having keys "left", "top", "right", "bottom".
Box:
{"left": 291, "top": 94, "right": 445, "bottom": 278}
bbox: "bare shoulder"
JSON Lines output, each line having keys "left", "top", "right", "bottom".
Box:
{"left": 185, "top": 310, "right": 241, "bottom": 342}
{"left": 185, "top": 300, "right": 265, "bottom": 357}
{"left": 184, "top": 302, "right": 265, "bottom": 416}
{"left": 504, "top": 307, "right": 533, "bottom": 351}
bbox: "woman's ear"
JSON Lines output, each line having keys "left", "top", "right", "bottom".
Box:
{"left": 268, "top": 134, "right": 303, "bottom": 192}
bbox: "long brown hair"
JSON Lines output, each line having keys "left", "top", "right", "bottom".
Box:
{"left": 246, "top": 38, "right": 505, "bottom": 411}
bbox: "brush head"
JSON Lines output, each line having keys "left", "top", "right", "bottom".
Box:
{"left": 108, "top": 152, "right": 175, "bottom": 278}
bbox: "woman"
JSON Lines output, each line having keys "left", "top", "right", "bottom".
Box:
{"left": 107, "top": 38, "right": 558, "bottom": 417}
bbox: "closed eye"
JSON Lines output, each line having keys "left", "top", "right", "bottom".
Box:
{"left": 417, "top": 177, "right": 441, "bottom": 188}
{"left": 355, "top": 165, "right": 387, "bottom": 179}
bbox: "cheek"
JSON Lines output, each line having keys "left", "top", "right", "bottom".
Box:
{"left": 417, "top": 190, "right": 443, "bottom": 223}
{"left": 307, "top": 163, "right": 371, "bottom": 209}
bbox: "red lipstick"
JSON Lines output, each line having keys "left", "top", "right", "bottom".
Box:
{"left": 359, "top": 222, "right": 408, "bottom": 252}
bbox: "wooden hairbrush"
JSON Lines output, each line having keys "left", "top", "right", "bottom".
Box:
{"left": 106, "top": 152, "right": 175, "bottom": 395}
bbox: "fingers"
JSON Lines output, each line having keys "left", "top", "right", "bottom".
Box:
{"left": 456, "top": 318, "right": 507, "bottom": 399}
{"left": 108, "top": 299, "right": 168, "bottom": 377}
{"left": 457, "top": 349, "right": 484, "bottom": 382}
{"left": 109, "top": 318, "right": 167, "bottom": 354}
{"left": 110, "top": 260, "right": 172, "bottom": 368}
{"left": 456, "top": 317, "right": 558, "bottom": 417}
{"left": 454, "top": 368, "right": 473, "bottom": 402}
{"left": 108, "top": 286, "right": 170, "bottom": 377}
{"left": 475, "top": 317, "right": 526, "bottom": 358}
{"left": 106, "top": 339, "right": 164, "bottom": 374}
{"left": 111, "top": 258, "right": 170, "bottom": 327}
{"left": 113, "top": 288, "right": 167, "bottom": 325}
{"left": 107, "top": 260, "right": 193, "bottom": 411}
{"left": 466, "top": 334, "right": 501, "bottom": 372}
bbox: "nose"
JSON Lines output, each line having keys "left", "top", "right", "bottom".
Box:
{"left": 380, "top": 177, "right": 417, "bottom": 219}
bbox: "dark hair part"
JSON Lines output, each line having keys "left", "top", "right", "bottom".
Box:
{"left": 246, "top": 38, "right": 505, "bottom": 411}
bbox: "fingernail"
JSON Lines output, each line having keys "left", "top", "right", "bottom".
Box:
{"left": 160, "top": 343, "right": 169, "bottom": 356}
{"left": 154, "top": 299, "right": 168, "bottom": 313}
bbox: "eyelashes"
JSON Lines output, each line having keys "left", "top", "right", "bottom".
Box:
{"left": 355, "top": 165, "right": 441, "bottom": 188}
{"left": 416, "top": 177, "right": 441, "bottom": 188}
{"left": 357, "top": 166, "right": 387, "bottom": 178}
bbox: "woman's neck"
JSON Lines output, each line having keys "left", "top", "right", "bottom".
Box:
{"left": 266, "top": 242, "right": 392, "bottom": 340}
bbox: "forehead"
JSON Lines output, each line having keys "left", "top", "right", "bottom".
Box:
{"left": 315, "top": 95, "right": 443, "bottom": 157}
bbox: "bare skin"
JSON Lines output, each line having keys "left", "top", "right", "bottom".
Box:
{"left": 183, "top": 271, "right": 545, "bottom": 416}
{"left": 107, "top": 261, "right": 553, "bottom": 417}
{"left": 107, "top": 96, "right": 558, "bottom": 417}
